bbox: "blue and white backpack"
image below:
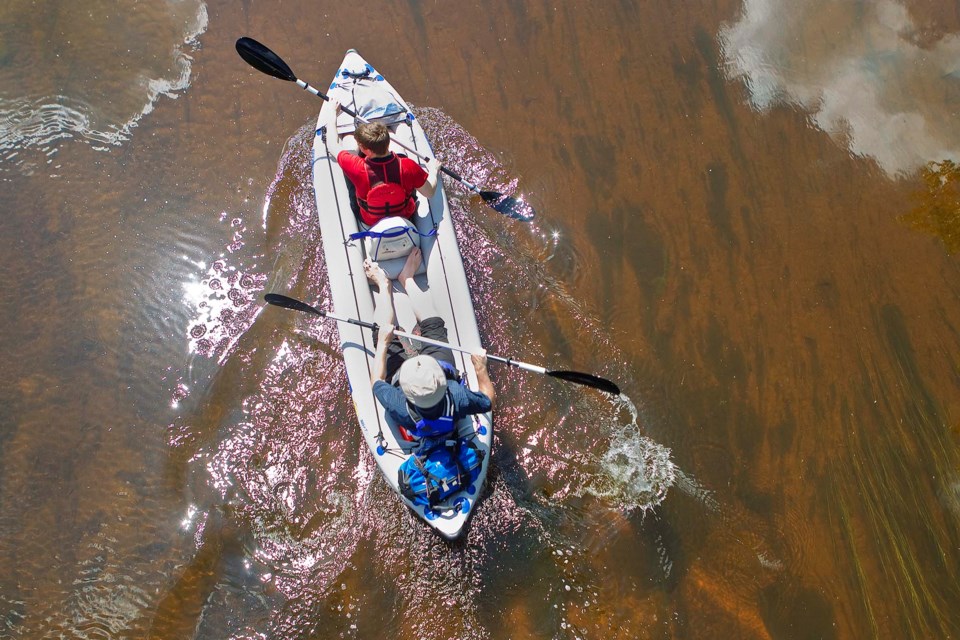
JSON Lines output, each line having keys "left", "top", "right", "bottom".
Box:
{"left": 350, "top": 216, "right": 421, "bottom": 262}
{"left": 398, "top": 437, "right": 485, "bottom": 508}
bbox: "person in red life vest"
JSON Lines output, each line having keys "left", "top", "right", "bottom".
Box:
{"left": 324, "top": 100, "right": 440, "bottom": 226}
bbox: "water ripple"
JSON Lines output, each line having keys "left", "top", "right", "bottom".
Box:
{"left": 0, "top": 0, "right": 208, "bottom": 174}
{"left": 167, "top": 109, "right": 683, "bottom": 636}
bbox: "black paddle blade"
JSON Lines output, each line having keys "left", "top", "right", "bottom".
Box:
{"left": 547, "top": 370, "right": 621, "bottom": 395}
{"left": 480, "top": 190, "right": 536, "bottom": 221}
{"left": 264, "top": 293, "right": 324, "bottom": 316}
{"left": 236, "top": 37, "right": 297, "bottom": 82}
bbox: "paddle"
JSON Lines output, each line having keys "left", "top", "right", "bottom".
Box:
{"left": 264, "top": 293, "right": 620, "bottom": 395}
{"left": 235, "top": 36, "right": 535, "bottom": 222}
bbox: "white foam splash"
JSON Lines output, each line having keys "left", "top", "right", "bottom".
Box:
{"left": 583, "top": 394, "right": 677, "bottom": 512}
{"left": 720, "top": 0, "right": 960, "bottom": 177}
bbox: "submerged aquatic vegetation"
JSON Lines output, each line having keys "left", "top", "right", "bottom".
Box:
{"left": 902, "top": 160, "right": 960, "bottom": 254}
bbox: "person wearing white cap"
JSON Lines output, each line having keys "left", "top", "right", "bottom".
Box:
{"left": 366, "top": 247, "right": 495, "bottom": 438}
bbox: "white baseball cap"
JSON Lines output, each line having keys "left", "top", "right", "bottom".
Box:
{"left": 397, "top": 355, "right": 447, "bottom": 408}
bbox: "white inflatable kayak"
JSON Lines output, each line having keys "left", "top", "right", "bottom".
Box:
{"left": 311, "top": 50, "right": 493, "bottom": 540}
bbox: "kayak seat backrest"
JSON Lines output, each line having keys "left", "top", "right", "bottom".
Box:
{"left": 354, "top": 216, "right": 420, "bottom": 262}
{"left": 350, "top": 216, "right": 434, "bottom": 279}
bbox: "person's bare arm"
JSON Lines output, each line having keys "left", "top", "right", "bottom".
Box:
{"left": 324, "top": 100, "right": 343, "bottom": 156}
{"left": 371, "top": 323, "right": 395, "bottom": 385}
{"left": 416, "top": 158, "right": 441, "bottom": 199}
{"left": 471, "top": 349, "right": 495, "bottom": 408}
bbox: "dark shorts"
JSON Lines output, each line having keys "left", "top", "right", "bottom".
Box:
{"left": 344, "top": 177, "right": 363, "bottom": 220}
{"left": 374, "top": 316, "right": 456, "bottom": 382}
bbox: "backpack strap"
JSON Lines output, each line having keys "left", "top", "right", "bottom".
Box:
{"left": 348, "top": 225, "right": 436, "bottom": 242}
{"left": 410, "top": 455, "right": 442, "bottom": 505}
{"left": 444, "top": 437, "right": 466, "bottom": 492}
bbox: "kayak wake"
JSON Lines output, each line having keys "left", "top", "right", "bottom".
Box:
{"left": 169, "top": 103, "right": 684, "bottom": 635}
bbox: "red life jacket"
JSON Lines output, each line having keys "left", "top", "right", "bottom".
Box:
{"left": 358, "top": 154, "right": 415, "bottom": 220}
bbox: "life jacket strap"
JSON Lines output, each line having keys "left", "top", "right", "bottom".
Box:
{"left": 357, "top": 154, "right": 414, "bottom": 217}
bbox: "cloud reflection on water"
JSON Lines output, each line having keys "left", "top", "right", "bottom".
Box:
{"left": 720, "top": 0, "right": 960, "bottom": 177}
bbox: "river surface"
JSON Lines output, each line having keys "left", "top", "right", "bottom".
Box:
{"left": 2, "top": 1, "right": 959, "bottom": 638}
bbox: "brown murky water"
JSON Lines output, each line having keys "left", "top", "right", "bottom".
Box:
{"left": 2, "top": 0, "right": 959, "bottom": 638}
